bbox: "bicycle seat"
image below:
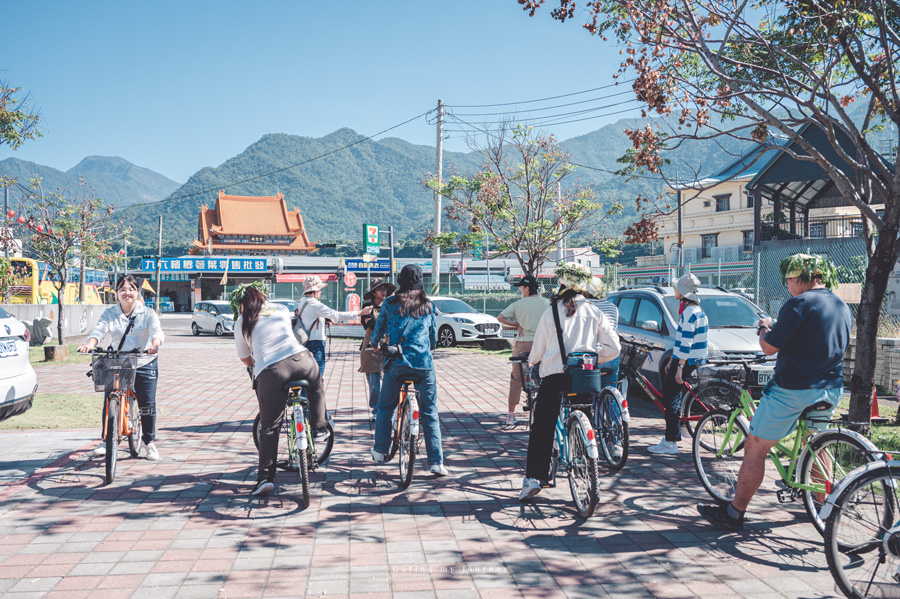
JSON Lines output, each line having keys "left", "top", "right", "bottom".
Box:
{"left": 509, "top": 354, "right": 529, "bottom": 363}
{"left": 396, "top": 373, "right": 422, "bottom": 385}
{"left": 284, "top": 379, "right": 310, "bottom": 390}
{"left": 800, "top": 400, "right": 835, "bottom": 421}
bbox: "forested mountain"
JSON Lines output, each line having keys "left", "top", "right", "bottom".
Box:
{"left": 0, "top": 156, "right": 181, "bottom": 208}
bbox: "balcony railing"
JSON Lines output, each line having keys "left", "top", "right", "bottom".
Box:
{"left": 763, "top": 215, "right": 865, "bottom": 241}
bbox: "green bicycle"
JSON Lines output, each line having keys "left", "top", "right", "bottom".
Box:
{"left": 693, "top": 358, "right": 878, "bottom": 538}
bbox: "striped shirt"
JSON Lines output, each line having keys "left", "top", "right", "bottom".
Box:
{"left": 589, "top": 299, "right": 619, "bottom": 335}
{"left": 672, "top": 303, "right": 708, "bottom": 365}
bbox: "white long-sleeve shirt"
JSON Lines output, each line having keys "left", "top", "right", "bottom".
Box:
{"left": 529, "top": 296, "right": 621, "bottom": 378}
{"left": 297, "top": 296, "right": 357, "bottom": 342}
{"left": 88, "top": 303, "right": 164, "bottom": 367}
{"left": 235, "top": 303, "right": 307, "bottom": 377}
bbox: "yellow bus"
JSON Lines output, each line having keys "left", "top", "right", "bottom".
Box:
{"left": 8, "top": 257, "right": 111, "bottom": 304}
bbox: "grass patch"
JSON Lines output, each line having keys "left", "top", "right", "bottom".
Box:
{"left": 29, "top": 344, "right": 93, "bottom": 366}
{"left": 442, "top": 344, "right": 513, "bottom": 357}
{"left": 834, "top": 396, "right": 900, "bottom": 452}
{"left": 0, "top": 392, "right": 101, "bottom": 430}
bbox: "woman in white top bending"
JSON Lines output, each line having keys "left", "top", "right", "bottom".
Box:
{"left": 296, "top": 275, "right": 360, "bottom": 378}
{"left": 518, "top": 263, "right": 620, "bottom": 502}
{"left": 78, "top": 275, "right": 165, "bottom": 461}
{"left": 232, "top": 282, "right": 327, "bottom": 497}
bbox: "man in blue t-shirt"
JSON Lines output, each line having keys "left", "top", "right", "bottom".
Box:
{"left": 698, "top": 254, "right": 852, "bottom": 531}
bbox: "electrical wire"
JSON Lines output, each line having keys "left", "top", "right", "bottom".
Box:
{"left": 447, "top": 89, "right": 635, "bottom": 117}
{"left": 450, "top": 79, "right": 635, "bottom": 108}
{"left": 132, "top": 110, "right": 433, "bottom": 209}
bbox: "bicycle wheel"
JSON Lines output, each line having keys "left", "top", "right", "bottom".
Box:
{"left": 825, "top": 466, "right": 900, "bottom": 599}
{"left": 594, "top": 389, "right": 629, "bottom": 470}
{"left": 292, "top": 414, "right": 310, "bottom": 507}
{"left": 567, "top": 417, "right": 599, "bottom": 518}
{"left": 685, "top": 380, "right": 741, "bottom": 438}
{"left": 105, "top": 395, "right": 119, "bottom": 485}
{"left": 693, "top": 408, "right": 749, "bottom": 503}
{"left": 252, "top": 413, "right": 261, "bottom": 449}
{"left": 798, "top": 429, "right": 874, "bottom": 540}
{"left": 398, "top": 402, "right": 416, "bottom": 489}
{"left": 315, "top": 418, "right": 334, "bottom": 465}
{"left": 127, "top": 393, "right": 143, "bottom": 458}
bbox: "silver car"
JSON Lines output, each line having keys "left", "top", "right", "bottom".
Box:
{"left": 607, "top": 286, "right": 774, "bottom": 389}
{"left": 191, "top": 300, "right": 235, "bottom": 336}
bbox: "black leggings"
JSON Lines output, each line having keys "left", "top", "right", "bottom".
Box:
{"left": 102, "top": 359, "right": 158, "bottom": 445}
{"left": 525, "top": 373, "right": 568, "bottom": 481}
{"left": 660, "top": 362, "right": 696, "bottom": 442}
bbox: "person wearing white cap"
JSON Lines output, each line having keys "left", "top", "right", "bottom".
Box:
{"left": 648, "top": 273, "right": 708, "bottom": 456}
{"left": 297, "top": 275, "right": 361, "bottom": 380}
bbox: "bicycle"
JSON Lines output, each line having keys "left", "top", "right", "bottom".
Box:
{"left": 508, "top": 354, "right": 541, "bottom": 429}
{"left": 86, "top": 348, "right": 147, "bottom": 485}
{"left": 251, "top": 377, "right": 335, "bottom": 507}
{"left": 540, "top": 388, "right": 602, "bottom": 518}
{"left": 692, "top": 358, "right": 878, "bottom": 539}
{"left": 821, "top": 453, "right": 898, "bottom": 599}
{"left": 380, "top": 372, "right": 421, "bottom": 489}
{"left": 618, "top": 336, "right": 727, "bottom": 438}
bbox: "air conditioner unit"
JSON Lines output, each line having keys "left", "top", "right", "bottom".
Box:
{"left": 710, "top": 245, "right": 740, "bottom": 262}
{"left": 683, "top": 247, "right": 700, "bottom": 264}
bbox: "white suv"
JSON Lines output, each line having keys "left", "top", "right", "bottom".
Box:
{"left": 430, "top": 296, "right": 502, "bottom": 348}
{"left": 191, "top": 301, "right": 235, "bottom": 336}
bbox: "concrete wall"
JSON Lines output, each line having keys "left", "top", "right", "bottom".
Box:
{"left": 844, "top": 336, "right": 900, "bottom": 393}
{"left": 2, "top": 304, "right": 112, "bottom": 340}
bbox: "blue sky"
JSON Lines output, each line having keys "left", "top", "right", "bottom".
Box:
{"left": 1, "top": 1, "right": 631, "bottom": 183}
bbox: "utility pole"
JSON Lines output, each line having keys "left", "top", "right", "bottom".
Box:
{"left": 388, "top": 226, "right": 395, "bottom": 285}
{"left": 677, "top": 188, "right": 684, "bottom": 272}
{"left": 156, "top": 216, "right": 162, "bottom": 314}
{"left": 3, "top": 186, "right": 8, "bottom": 259}
{"left": 79, "top": 213, "right": 86, "bottom": 303}
{"left": 432, "top": 99, "right": 443, "bottom": 293}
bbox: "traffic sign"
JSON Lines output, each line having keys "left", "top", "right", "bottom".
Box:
{"left": 363, "top": 224, "right": 380, "bottom": 255}
{"left": 344, "top": 271, "right": 357, "bottom": 287}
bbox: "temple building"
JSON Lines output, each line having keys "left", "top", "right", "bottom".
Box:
{"left": 189, "top": 191, "right": 317, "bottom": 255}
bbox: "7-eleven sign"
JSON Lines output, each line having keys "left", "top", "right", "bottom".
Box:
{"left": 363, "top": 224, "right": 380, "bottom": 255}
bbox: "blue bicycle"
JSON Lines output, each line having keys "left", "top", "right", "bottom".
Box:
{"left": 546, "top": 390, "right": 602, "bottom": 518}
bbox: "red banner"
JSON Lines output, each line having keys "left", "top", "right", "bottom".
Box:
{"left": 275, "top": 273, "right": 338, "bottom": 283}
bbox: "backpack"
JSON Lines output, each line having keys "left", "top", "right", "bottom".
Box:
{"left": 293, "top": 299, "right": 315, "bottom": 345}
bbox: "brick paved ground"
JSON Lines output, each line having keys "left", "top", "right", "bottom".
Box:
{"left": 0, "top": 337, "right": 843, "bottom": 598}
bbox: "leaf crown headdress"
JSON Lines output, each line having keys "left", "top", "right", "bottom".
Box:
{"left": 229, "top": 281, "right": 268, "bottom": 318}
{"left": 555, "top": 262, "right": 593, "bottom": 293}
{"left": 778, "top": 253, "right": 839, "bottom": 290}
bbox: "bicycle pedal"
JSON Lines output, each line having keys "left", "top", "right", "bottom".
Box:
{"left": 776, "top": 489, "right": 797, "bottom": 503}
{"left": 522, "top": 405, "right": 531, "bottom": 412}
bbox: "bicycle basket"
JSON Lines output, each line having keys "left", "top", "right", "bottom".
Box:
{"left": 697, "top": 363, "right": 745, "bottom": 385}
{"left": 620, "top": 343, "right": 648, "bottom": 371}
{"left": 90, "top": 355, "right": 140, "bottom": 392}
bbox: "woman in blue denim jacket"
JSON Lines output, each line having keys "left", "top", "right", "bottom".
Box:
{"left": 368, "top": 265, "right": 449, "bottom": 476}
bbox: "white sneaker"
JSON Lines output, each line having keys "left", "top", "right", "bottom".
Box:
{"left": 518, "top": 477, "right": 542, "bottom": 501}
{"left": 647, "top": 439, "right": 679, "bottom": 455}
{"left": 504, "top": 413, "right": 516, "bottom": 426}
{"left": 430, "top": 464, "right": 450, "bottom": 477}
{"left": 371, "top": 447, "right": 386, "bottom": 464}
{"left": 145, "top": 442, "right": 160, "bottom": 461}
{"left": 91, "top": 443, "right": 106, "bottom": 457}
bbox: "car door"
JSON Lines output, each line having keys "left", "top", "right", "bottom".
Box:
{"left": 196, "top": 303, "right": 210, "bottom": 331}
{"left": 633, "top": 296, "right": 671, "bottom": 383}
{"left": 208, "top": 304, "right": 220, "bottom": 330}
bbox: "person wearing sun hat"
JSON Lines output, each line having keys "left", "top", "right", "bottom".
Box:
{"left": 497, "top": 274, "right": 550, "bottom": 426}
{"left": 647, "top": 272, "right": 708, "bottom": 456}
{"left": 518, "top": 262, "right": 620, "bottom": 502}
{"left": 297, "top": 274, "right": 361, "bottom": 379}
{"left": 358, "top": 278, "right": 397, "bottom": 422}
{"left": 699, "top": 253, "right": 851, "bottom": 531}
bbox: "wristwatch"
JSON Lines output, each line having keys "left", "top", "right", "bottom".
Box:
{"left": 757, "top": 325, "right": 770, "bottom": 335}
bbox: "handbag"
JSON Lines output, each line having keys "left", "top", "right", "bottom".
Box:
{"left": 551, "top": 300, "right": 603, "bottom": 394}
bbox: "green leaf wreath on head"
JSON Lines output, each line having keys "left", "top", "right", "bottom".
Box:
{"left": 778, "top": 253, "right": 839, "bottom": 290}
{"left": 555, "top": 262, "right": 593, "bottom": 293}
{"left": 229, "top": 281, "right": 268, "bottom": 318}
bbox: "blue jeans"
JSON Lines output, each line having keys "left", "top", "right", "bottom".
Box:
{"left": 366, "top": 371, "right": 381, "bottom": 414}
{"left": 374, "top": 362, "right": 443, "bottom": 466}
{"left": 305, "top": 340, "right": 326, "bottom": 379}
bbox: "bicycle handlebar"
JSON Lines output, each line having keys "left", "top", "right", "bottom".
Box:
{"left": 618, "top": 335, "right": 666, "bottom": 353}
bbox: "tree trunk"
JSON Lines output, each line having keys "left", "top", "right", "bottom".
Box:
{"left": 849, "top": 221, "right": 900, "bottom": 429}
{"left": 54, "top": 280, "right": 66, "bottom": 346}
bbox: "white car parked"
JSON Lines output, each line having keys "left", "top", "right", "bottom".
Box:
{"left": 191, "top": 300, "right": 235, "bottom": 336}
{"left": 430, "top": 296, "right": 502, "bottom": 348}
{"left": 0, "top": 307, "right": 38, "bottom": 423}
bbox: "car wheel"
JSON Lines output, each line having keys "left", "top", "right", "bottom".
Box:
{"left": 191, "top": 322, "right": 200, "bottom": 336}
{"left": 215, "top": 323, "right": 224, "bottom": 337}
{"left": 438, "top": 325, "right": 456, "bottom": 348}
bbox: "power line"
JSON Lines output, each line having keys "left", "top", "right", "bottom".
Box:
{"left": 131, "top": 110, "right": 433, "bottom": 209}
{"left": 450, "top": 79, "right": 634, "bottom": 108}
{"left": 447, "top": 89, "right": 635, "bottom": 117}
{"left": 444, "top": 104, "right": 644, "bottom": 135}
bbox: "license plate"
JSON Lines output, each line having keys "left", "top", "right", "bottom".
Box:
{"left": 757, "top": 370, "right": 773, "bottom": 385}
{"left": 0, "top": 340, "right": 18, "bottom": 358}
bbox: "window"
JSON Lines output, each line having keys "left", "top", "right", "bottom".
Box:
{"left": 616, "top": 297, "right": 638, "bottom": 327}
{"left": 715, "top": 194, "right": 731, "bottom": 212}
{"left": 747, "top": 192, "right": 754, "bottom": 209}
{"left": 742, "top": 230, "right": 754, "bottom": 252}
{"left": 810, "top": 223, "right": 825, "bottom": 238}
{"left": 701, "top": 234, "right": 718, "bottom": 258}
{"left": 634, "top": 299, "right": 666, "bottom": 334}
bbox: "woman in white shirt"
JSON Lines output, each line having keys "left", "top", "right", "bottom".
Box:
{"left": 518, "top": 263, "right": 620, "bottom": 502}
{"left": 233, "top": 282, "right": 327, "bottom": 497}
{"left": 296, "top": 275, "right": 360, "bottom": 378}
{"left": 78, "top": 275, "right": 165, "bottom": 461}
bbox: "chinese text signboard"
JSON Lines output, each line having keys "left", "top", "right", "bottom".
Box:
{"left": 141, "top": 258, "right": 268, "bottom": 272}
{"left": 363, "top": 224, "right": 379, "bottom": 256}
{"left": 344, "top": 259, "right": 392, "bottom": 272}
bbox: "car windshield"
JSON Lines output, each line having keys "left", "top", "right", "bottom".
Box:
{"left": 432, "top": 299, "right": 478, "bottom": 314}
{"left": 662, "top": 295, "right": 765, "bottom": 328}
{"left": 0, "top": 306, "right": 11, "bottom": 319}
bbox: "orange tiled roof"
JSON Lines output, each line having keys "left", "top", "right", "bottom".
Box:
{"left": 189, "top": 191, "right": 316, "bottom": 255}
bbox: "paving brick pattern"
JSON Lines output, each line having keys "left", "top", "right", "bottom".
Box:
{"left": 0, "top": 338, "right": 843, "bottom": 598}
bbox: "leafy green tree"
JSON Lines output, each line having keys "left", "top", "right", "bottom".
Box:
{"left": 428, "top": 123, "right": 623, "bottom": 275}
{"left": 5, "top": 178, "right": 126, "bottom": 344}
{"left": 523, "top": 0, "right": 900, "bottom": 426}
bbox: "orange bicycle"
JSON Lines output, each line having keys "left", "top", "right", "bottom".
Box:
{"left": 383, "top": 372, "right": 421, "bottom": 489}
{"left": 87, "top": 348, "right": 147, "bottom": 484}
